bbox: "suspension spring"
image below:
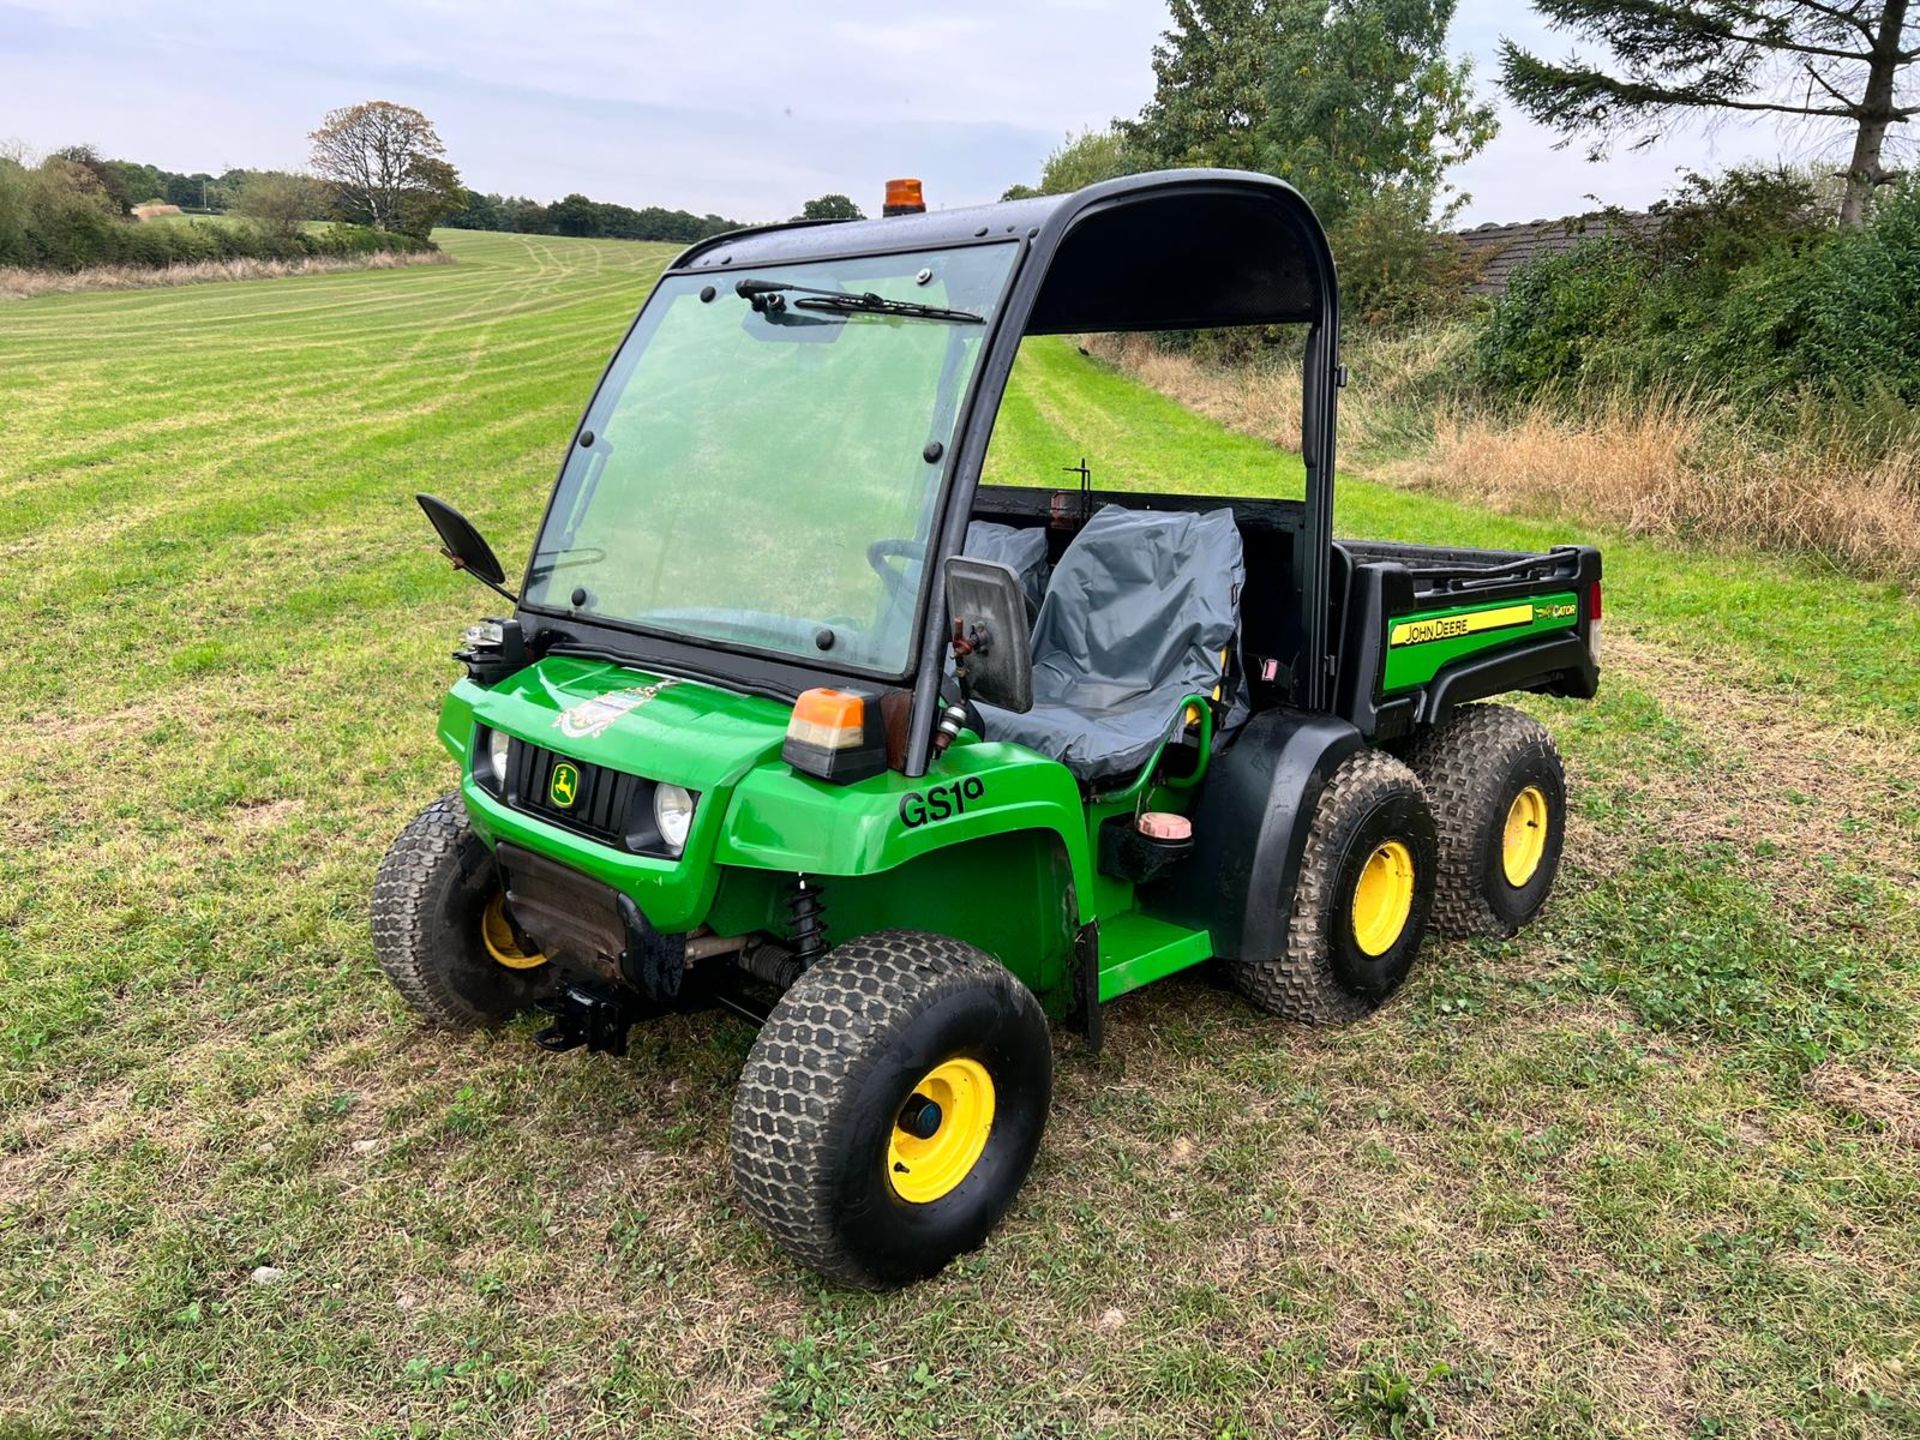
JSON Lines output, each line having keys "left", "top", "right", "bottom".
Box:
{"left": 787, "top": 877, "right": 829, "bottom": 969}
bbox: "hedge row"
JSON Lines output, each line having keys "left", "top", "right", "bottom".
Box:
{"left": 1474, "top": 170, "right": 1920, "bottom": 422}
{"left": 0, "top": 158, "right": 434, "bottom": 273}
{"left": 0, "top": 213, "right": 433, "bottom": 274}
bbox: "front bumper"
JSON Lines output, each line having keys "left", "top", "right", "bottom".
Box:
{"left": 459, "top": 774, "right": 721, "bottom": 935}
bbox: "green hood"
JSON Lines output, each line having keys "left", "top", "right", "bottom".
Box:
{"left": 463, "top": 655, "right": 792, "bottom": 792}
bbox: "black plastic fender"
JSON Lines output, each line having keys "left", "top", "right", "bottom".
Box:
{"left": 1143, "top": 707, "right": 1365, "bottom": 961}
{"left": 1422, "top": 633, "right": 1597, "bottom": 722}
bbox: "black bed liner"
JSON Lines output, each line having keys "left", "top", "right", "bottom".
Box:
{"left": 971, "top": 483, "right": 1600, "bottom": 739}
{"left": 1336, "top": 539, "right": 1585, "bottom": 599}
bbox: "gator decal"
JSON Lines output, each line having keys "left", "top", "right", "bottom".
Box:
{"left": 1382, "top": 592, "right": 1580, "bottom": 693}
{"left": 554, "top": 679, "right": 680, "bottom": 740}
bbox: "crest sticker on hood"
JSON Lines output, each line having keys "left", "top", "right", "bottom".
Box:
{"left": 554, "top": 679, "right": 679, "bottom": 740}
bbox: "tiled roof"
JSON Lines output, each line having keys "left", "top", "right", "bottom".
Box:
{"left": 1455, "top": 211, "right": 1663, "bottom": 296}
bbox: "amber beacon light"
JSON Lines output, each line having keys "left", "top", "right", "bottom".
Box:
{"left": 883, "top": 178, "right": 926, "bottom": 216}
{"left": 782, "top": 687, "right": 888, "bottom": 783}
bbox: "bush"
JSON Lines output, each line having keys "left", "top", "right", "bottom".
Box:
{"left": 1470, "top": 167, "right": 1920, "bottom": 436}
{"left": 1466, "top": 165, "right": 1920, "bottom": 439}
{"left": 1801, "top": 178, "right": 1920, "bottom": 405}
{"left": 234, "top": 172, "right": 324, "bottom": 244}
{"left": 1472, "top": 238, "right": 1651, "bottom": 393}
{"left": 1332, "top": 185, "right": 1480, "bottom": 330}
{"left": 11, "top": 156, "right": 126, "bottom": 268}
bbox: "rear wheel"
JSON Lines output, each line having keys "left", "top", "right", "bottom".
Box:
{"left": 1404, "top": 704, "right": 1566, "bottom": 937}
{"left": 370, "top": 794, "right": 551, "bottom": 1028}
{"left": 1228, "top": 749, "right": 1437, "bottom": 1024}
{"left": 730, "top": 931, "right": 1051, "bottom": 1289}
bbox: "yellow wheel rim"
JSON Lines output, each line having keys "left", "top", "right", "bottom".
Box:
{"left": 1352, "top": 840, "right": 1415, "bottom": 956}
{"left": 1502, "top": 786, "right": 1549, "bottom": 888}
{"left": 480, "top": 893, "right": 547, "bottom": 970}
{"left": 886, "top": 1058, "right": 996, "bottom": 1204}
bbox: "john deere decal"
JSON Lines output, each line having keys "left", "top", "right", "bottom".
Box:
{"left": 548, "top": 761, "right": 581, "bottom": 809}
{"left": 1389, "top": 603, "right": 1533, "bottom": 648}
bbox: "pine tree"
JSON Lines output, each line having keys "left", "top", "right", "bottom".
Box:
{"left": 1501, "top": 1, "right": 1917, "bottom": 226}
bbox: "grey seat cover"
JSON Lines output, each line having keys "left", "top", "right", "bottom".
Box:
{"left": 963, "top": 521, "right": 1049, "bottom": 611}
{"left": 976, "top": 504, "right": 1244, "bottom": 782}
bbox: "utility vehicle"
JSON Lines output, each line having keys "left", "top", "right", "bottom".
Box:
{"left": 373, "top": 170, "right": 1603, "bottom": 1288}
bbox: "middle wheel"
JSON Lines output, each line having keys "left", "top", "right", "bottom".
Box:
{"left": 1228, "top": 748, "right": 1439, "bottom": 1024}
{"left": 729, "top": 930, "right": 1052, "bottom": 1289}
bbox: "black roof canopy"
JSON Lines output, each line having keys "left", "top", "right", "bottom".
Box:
{"left": 672, "top": 169, "right": 1335, "bottom": 334}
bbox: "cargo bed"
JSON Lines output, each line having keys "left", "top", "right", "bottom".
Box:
{"left": 971, "top": 484, "right": 1602, "bottom": 744}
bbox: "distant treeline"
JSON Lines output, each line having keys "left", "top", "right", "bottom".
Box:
{"left": 58, "top": 151, "right": 743, "bottom": 247}
{"left": 43, "top": 156, "right": 741, "bottom": 243}
{"left": 441, "top": 191, "right": 742, "bottom": 244}
{"left": 72, "top": 154, "right": 743, "bottom": 245}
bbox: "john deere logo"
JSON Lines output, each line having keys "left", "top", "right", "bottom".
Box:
{"left": 548, "top": 762, "right": 581, "bottom": 809}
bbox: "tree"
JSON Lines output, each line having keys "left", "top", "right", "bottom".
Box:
{"left": 997, "top": 126, "right": 1146, "bottom": 202}
{"left": 393, "top": 155, "right": 465, "bottom": 239}
{"left": 1501, "top": 1, "right": 1918, "bottom": 227}
{"left": 309, "top": 101, "right": 448, "bottom": 231}
{"left": 795, "top": 193, "right": 865, "bottom": 221}
{"left": 1040, "top": 127, "right": 1144, "bottom": 192}
{"left": 442, "top": 190, "right": 504, "bottom": 230}
{"left": 163, "top": 172, "right": 216, "bottom": 209}
{"left": 51, "top": 144, "right": 133, "bottom": 215}
{"left": 547, "top": 192, "right": 602, "bottom": 237}
{"left": 1264, "top": 0, "right": 1496, "bottom": 223}
{"left": 235, "top": 171, "right": 323, "bottom": 242}
{"left": 1128, "top": 0, "right": 1277, "bottom": 173}
{"left": 1127, "top": 0, "right": 1494, "bottom": 225}
{"left": 502, "top": 196, "right": 552, "bottom": 233}
{"left": 103, "top": 159, "right": 164, "bottom": 206}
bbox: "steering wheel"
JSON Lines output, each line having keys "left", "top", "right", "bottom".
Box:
{"left": 866, "top": 538, "right": 927, "bottom": 608}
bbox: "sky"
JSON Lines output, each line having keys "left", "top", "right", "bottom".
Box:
{"left": 0, "top": 0, "right": 1832, "bottom": 228}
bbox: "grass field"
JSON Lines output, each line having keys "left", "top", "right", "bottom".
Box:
{"left": 2, "top": 228, "right": 1917, "bottom": 1438}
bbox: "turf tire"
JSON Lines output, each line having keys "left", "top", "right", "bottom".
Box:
{"left": 370, "top": 794, "right": 550, "bottom": 1028}
{"left": 730, "top": 930, "right": 1052, "bottom": 1289}
{"left": 1404, "top": 703, "right": 1566, "bottom": 938}
{"left": 1227, "top": 749, "right": 1437, "bottom": 1024}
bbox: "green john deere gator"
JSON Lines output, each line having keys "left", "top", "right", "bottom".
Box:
{"left": 374, "top": 169, "right": 1604, "bottom": 1288}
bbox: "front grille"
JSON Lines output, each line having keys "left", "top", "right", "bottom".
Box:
{"left": 508, "top": 740, "right": 641, "bottom": 847}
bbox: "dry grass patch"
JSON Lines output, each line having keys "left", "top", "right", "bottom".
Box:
{"left": 1600, "top": 630, "right": 1920, "bottom": 900}
{"left": 1099, "top": 333, "right": 1920, "bottom": 586}
{"left": 1806, "top": 1062, "right": 1920, "bottom": 1145}
{"left": 1401, "top": 399, "right": 1920, "bottom": 584}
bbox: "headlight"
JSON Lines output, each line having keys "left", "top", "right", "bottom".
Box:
{"left": 488, "top": 729, "right": 512, "bottom": 781}
{"left": 653, "top": 783, "right": 696, "bottom": 854}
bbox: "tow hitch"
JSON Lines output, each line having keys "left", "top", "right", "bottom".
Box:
{"left": 530, "top": 903, "right": 679, "bottom": 1054}
{"left": 534, "top": 981, "right": 639, "bottom": 1056}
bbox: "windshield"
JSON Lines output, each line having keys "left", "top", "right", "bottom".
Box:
{"left": 525, "top": 243, "right": 1019, "bottom": 674}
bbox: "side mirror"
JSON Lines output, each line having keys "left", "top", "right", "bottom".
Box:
{"left": 944, "top": 556, "right": 1033, "bottom": 714}
{"left": 416, "top": 493, "right": 515, "bottom": 600}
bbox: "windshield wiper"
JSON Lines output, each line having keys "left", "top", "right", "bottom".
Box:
{"left": 734, "top": 278, "right": 980, "bottom": 324}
